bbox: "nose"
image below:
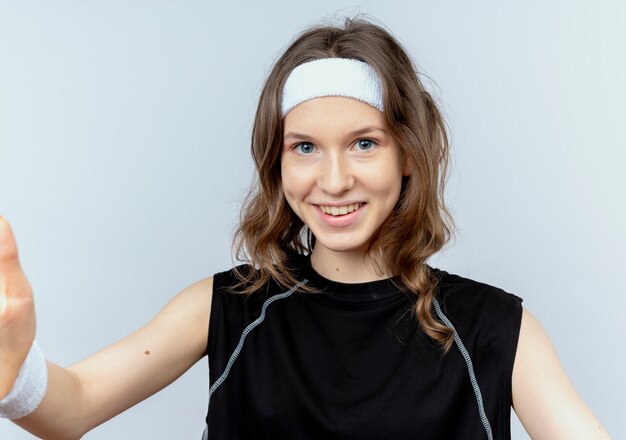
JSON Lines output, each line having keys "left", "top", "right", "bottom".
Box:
{"left": 317, "top": 152, "right": 354, "bottom": 195}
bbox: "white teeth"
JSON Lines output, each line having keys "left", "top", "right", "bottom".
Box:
{"left": 319, "top": 203, "right": 362, "bottom": 216}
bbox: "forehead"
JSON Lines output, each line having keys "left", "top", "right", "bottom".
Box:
{"left": 283, "top": 96, "right": 386, "bottom": 136}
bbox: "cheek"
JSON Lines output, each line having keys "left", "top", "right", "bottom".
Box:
{"left": 382, "top": 178, "right": 403, "bottom": 205}
{"left": 281, "top": 164, "right": 309, "bottom": 216}
{"left": 281, "top": 168, "right": 299, "bottom": 201}
{"left": 366, "top": 163, "right": 403, "bottom": 196}
{"left": 281, "top": 160, "right": 313, "bottom": 199}
{"left": 281, "top": 174, "right": 309, "bottom": 225}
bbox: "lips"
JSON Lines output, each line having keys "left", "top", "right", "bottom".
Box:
{"left": 313, "top": 202, "right": 366, "bottom": 228}
{"left": 318, "top": 203, "right": 363, "bottom": 216}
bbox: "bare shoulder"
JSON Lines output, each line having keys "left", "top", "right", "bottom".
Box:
{"left": 147, "top": 275, "right": 214, "bottom": 359}
{"left": 513, "top": 307, "right": 611, "bottom": 439}
{"left": 151, "top": 275, "right": 214, "bottom": 354}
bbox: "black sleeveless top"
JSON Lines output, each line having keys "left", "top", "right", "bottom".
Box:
{"left": 204, "top": 255, "right": 523, "bottom": 439}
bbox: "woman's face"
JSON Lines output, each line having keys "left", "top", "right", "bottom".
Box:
{"left": 281, "top": 96, "right": 408, "bottom": 257}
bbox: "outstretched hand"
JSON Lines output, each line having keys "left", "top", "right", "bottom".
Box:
{"left": 0, "top": 217, "right": 36, "bottom": 400}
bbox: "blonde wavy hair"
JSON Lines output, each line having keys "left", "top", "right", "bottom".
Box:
{"left": 233, "top": 17, "right": 456, "bottom": 352}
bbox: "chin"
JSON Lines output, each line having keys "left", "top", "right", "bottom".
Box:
{"left": 313, "top": 236, "right": 370, "bottom": 254}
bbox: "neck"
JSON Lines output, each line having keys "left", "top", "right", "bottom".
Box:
{"left": 309, "top": 246, "right": 392, "bottom": 283}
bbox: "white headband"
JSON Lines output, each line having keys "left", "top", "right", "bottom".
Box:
{"left": 280, "top": 58, "right": 384, "bottom": 117}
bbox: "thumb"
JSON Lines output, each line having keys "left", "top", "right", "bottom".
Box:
{"left": 0, "top": 216, "right": 23, "bottom": 273}
{"left": 0, "top": 216, "right": 29, "bottom": 315}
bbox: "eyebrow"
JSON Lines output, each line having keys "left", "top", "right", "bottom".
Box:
{"left": 283, "top": 126, "right": 388, "bottom": 142}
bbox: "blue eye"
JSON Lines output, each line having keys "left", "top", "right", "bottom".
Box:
{"left": 295, "top": 142, "right": 315, "bottom": 154}
{"left": 355, "top": 139, "right": 376, "bottom": 151}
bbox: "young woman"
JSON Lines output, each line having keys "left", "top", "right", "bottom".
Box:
{"left": 0, "top": 17, "right": 611, "bottom": 440}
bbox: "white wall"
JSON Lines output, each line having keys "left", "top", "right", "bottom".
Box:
{"left": 1, "top": 1, "right": 623, "bottom": 438}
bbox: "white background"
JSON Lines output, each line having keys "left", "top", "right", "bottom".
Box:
{"left": 1, "top": 1, "right": 624, "bottom": 439}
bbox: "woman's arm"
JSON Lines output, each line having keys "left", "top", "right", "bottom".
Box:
{"left": 18, "top": 276, "right": 212, "bottom": 439}
{"left": 1, "top": 217, "right": 213, "bottom": 439}
{"left": 512, "top": 307, "right": 611, "bottom": 439}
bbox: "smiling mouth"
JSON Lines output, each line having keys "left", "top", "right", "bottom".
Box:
{"left": 318, "top": 203, "right": 364, "bottom": 216}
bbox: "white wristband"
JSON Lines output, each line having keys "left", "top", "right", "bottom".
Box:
{"left": 0, "top": 340, "right": 48, "bottom": 419}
